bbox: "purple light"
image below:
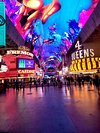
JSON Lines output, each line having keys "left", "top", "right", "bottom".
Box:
{"left": 17, "top": 58, "right": 35, "bottom": 69}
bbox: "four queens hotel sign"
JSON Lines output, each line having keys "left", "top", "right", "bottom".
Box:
{"left": 70, "top": 40, "right": 100, "bottom": 72}
{"left": 71, "top": 40, "right": 95, "bottom": 60}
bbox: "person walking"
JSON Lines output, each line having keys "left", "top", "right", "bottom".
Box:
{"left": 29, "top": 78, "right": 32, "bottom": 90}
{"left": 95, "top": 75, "right": 100, "bottom": 95}
{"left": 15, "top": 78, "right": 19, "bottom": 91}
{"left": 3, "top": 79, "right": 7, "bottom": 92}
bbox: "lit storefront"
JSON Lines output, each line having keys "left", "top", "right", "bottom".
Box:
{"left": 0, "top": 47, "right": 35, "bottom": 78}
{"left": 69, "top": 38, "right": 100, "bottom": 74}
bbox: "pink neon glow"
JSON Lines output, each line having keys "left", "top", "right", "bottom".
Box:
{"left": 78, "top": 0, "right": 99, "bottom": 28}
{"left": 14, "top": 0, "right": 61, "bottom": 39}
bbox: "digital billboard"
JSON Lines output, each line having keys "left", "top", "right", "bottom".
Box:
{"left": 0, "top": 2, "right": 6, "bottom": 46}
{"left": 5, "top": 0, "right": 99, "bottom": 43}
{"left": 5, "top": 0, "right": 99, "bottom": 68}
{"left": 17, "top": 58, "right": 35, "bottom": 69}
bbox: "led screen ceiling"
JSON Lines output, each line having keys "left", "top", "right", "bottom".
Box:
{"left": 5, "top": 0, "right": 99, "bottom": 68}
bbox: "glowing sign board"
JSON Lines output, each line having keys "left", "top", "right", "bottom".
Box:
{"left": 18, "top": 70, "right": 34, "bottom": 74}
{"left": 17, "top": 58, "right": 35, "bottom": 69}
{"left": 0, "top": 2, "right": 6, "bottom": 46}
{"left": 7, "top": 50, "right": 34, "bottom": 58}
{"left": 70, "top": 39, "right": 100, "bottom": 72}
{"left": 72, "top": 40, "right": 95, "bottom": 60}
{"left": 70, "top": 57, "right": 100, "bottom": 72}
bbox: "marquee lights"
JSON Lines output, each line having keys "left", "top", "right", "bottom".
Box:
{"left": 72, "top": 40, "right": 95, "bottom": 60}
{"left": 7, "top": 50, "right": 33, "bottom": 58}
{"left": 18, "top": 70, "right": 34, "bottom": 74}
{"left": 71, "top": 49, "right": 95, "bottom": 60}
{"left": 70, "top": 57, "right": 100, "bottom": 72}
{"left": 70, "top": 39, "right": 100, "bottom": 72}
{"left": 18, "top": 46, "right": 30, "bottom": 51}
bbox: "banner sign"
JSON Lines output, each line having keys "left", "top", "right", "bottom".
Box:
{"left": 17, "top": 58, "right": 35, "bottom": 69}
{"left": 69, "top": 40, "right": 100, "bottom": 72}
{"left": 0, "top": 2, "right": 6, "bottom": 46}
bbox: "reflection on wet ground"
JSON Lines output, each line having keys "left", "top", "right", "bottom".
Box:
{"left": 0, "top": 84, "right": 100, "bottom": 133}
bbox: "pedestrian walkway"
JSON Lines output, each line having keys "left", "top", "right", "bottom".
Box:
{"left": 0, "top": 84, "right": 100, "bottom": 133}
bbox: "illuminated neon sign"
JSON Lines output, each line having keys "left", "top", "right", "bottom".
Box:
{"left": 18, "top": 46, "right": 30, "bottom": 51}
{"left": 18, "top": 70, "right": 34, "bottom": 74}
{"left": 7, "top": 50, "right": 34, "bottom": 58}
{"left": 71, "top": 40, "right": 95, "bottom": 60}
{"left": 0, "top": 2, "right": 6, "bottom": 46}
{"left": 70, "top": 57, "right": 100, "bottom": 72}
{"left": 70, "top": 40, "right": 100, "bottom": 72}
{"left": 17, "top": 58, "right": 35, "bottom": 69}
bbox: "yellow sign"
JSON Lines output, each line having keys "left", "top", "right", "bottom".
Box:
{"left": 70, "top": 57, "right": 100, "bottom": 72}
{"left": 18, "top": 46, "right": 30, "bottom": 51}
{"left": 18, "top": 70, "right": 34, "bottom": 74}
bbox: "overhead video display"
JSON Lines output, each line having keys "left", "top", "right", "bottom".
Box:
{"left": 5, "top": 0, "right": 99, "bottom": 63}
{"left": 17, "top": 58, "right": 35, "bottom": 69}
{"left": 5, "top": 0, "right": 99, "bottom": 43}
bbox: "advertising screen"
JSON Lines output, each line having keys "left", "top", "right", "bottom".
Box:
{"left": 17, "top": 58, "right": 35, "bottom": 69}
{"left": 0, "top": 2, "right": 6, "bottom": 46}
{"left": 5, "top": 0, "right": 99, "bottom": 44}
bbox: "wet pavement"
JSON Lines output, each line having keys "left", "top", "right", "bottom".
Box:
{"left": 0, "top": 84, "right": 100, "bottom": 133}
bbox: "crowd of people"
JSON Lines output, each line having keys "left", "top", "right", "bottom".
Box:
{"left": 0, "top": 74, "right": 100, "bottom": 95}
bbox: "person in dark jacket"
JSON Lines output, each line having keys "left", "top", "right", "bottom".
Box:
{"left": 3, "top": 80, "right": 7, "bottom": 92}
{"left": 15, "top": 78, "right": 19, "bottom": 91}
{"left": 95, "top": 75, "right": 100, "bottom": 95}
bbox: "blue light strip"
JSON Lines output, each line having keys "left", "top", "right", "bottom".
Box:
{"left": 0, "top": 2, "right": 6, "bottom": 46}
